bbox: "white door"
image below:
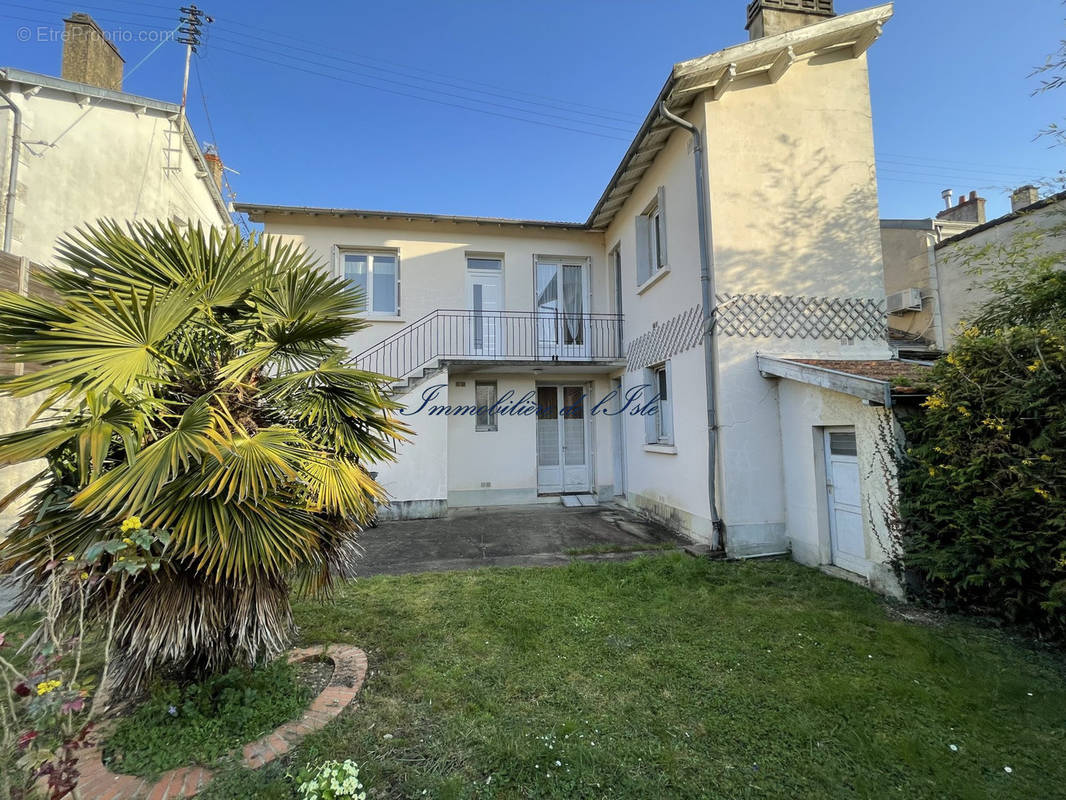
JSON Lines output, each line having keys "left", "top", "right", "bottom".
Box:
{"left": 536, "top": 385, "right": 589, "bottom": 493}
{"left": 611, "top": 377, "right": 626, "bottom": 497}
{"left": 824, "top": 428, "right": 867, "bottom": 574}
{"left": 535, "top": 259, "right": 589, "bottom": 359}
{"left": 467, "top": 270, "right": 502, "bottom": 357}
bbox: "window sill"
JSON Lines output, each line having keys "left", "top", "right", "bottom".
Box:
{"left": 644, "top": 443, "right": 677, "bottom": 455}
{"left": 636, "top": 266, "right": 670, "bottom": 295}
{"left": 363, "top": 315, "right": 406, "bottom": 323}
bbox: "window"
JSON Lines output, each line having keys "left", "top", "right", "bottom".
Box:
{"left": 643, "top": 361, "right": 673, "bottom": 445}
{"left": 339, "top": 250, "right": 399, "bottom": 315}
{"left": 635, "top": 186, "right": 668, "bottom": 286}
{"left": 467, "top": 256, "right": 502, "bottom": 271}
{"left": 475, "top": 381, "right": 498, "bottom": 432}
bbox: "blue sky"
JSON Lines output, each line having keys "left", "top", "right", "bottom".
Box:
{"left": 3, "top": 0, "right": 1063, "bottom": 225}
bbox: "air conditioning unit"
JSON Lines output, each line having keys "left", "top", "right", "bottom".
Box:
{"left": 886, "top": 288, "right": 924, "bottom": 314}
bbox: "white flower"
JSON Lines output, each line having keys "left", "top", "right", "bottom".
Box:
{"left": 949, "top": 744, "right": 958, "bottom": 752}
{"left": 1004, "top": 766, "right": 1013, "bottom": 774}
{"left": 554, "top": 760, "right": 562, "bottom": 767}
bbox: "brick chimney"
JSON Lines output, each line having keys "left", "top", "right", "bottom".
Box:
{"left": 61, "top": 13, "right": 124, "bottom": 91}
{"left": 1011, "top": 185, "right": 1040, "bottom": 213}
{"left": 936, "top": 189, "right": 986, "bottom": 225}
{"left": 746, "top": 0, "right": 835, "bottom": 40}
{"left": 203, "top": 151, "right": 224, "bottom": 192}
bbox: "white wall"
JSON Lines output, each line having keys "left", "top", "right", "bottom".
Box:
{"left": 0, "top": 84, "right": 228, "bottom": 265}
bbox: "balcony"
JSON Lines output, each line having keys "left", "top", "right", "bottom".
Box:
{"left": 353, "top": 309, "right": 625, "bottom": 384}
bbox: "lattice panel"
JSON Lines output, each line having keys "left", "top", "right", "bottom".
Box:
{"left": 625, "top": 295, "right": 887, "bottom": 371}
{"left": 626, "top": 305, "right": 703, "bottom": 372}
{"left": 714, "top": 293, "right": 887, "bottom": 340}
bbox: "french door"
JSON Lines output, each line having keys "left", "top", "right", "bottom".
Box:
{"left": 536, "top": 385, "right": 590, "bottom": 493}
{"left": 535, "top": 258, "right": 589, "bottom": 359}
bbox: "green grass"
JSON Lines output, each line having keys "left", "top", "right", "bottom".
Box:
{"left": 103, "top": 659, "right": 312, "bottom": 778}
{"left": 190, "top": 555, "right": 1066, "bottom": 799}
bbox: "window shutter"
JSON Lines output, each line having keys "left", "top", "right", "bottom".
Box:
{"left": 643, "top": 369, "right": 657, "bottom": 444}
{"left": 656, "top": 185, "right": 668, "bottom": 268}
{"left": 635, "top": 215, "right": 651, "bottom": 286}
{"left": 661, "top": 360, "right": 674, "bottom": 444}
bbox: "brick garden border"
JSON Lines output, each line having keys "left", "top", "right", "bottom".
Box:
{"left": 72, "top": 644, "right": 368, "bottom": 799}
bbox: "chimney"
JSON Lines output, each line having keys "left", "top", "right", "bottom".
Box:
{"left": 746, "top": 0, "right": 835, "bottom": 40}
{"left": 935, "top": 189, "right": 986, "bottom": 225}
{"left": 202, "top": 151, "right": 224, "bottom": 192}
{"left": 1011, "top": 185, "right": 1040, "bottom": 213}
{"left": 61, "top": 13, "right": 124, "bottom": 91}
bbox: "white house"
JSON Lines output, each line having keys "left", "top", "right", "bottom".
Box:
{"left": 0, "top": 12, "right": 231, "bottom": 530}
{"left": 239, "top": 0, "right": 919, "bottom": 594}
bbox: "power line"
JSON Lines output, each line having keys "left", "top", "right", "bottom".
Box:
{"left": 193, "top": 55, "right": 251, "bottom": 236}
{"left": 206, "top": 42, "right": 632, "bottom": 142}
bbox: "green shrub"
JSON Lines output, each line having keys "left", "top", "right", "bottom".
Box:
{"left": 104, "top": 659, "right": 311, "bottom": 777}
{"left": 898, "top": 219, "right": 1066, "bottom": 636}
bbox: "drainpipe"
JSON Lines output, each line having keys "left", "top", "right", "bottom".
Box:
{"left": 0, "top": 86, "right": 21, "bottom": 252}
{"left": 658, "top": 101, "right": 724, "bottom": 550}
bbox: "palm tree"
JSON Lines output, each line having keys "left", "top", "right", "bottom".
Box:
{"left": 0, "top": 220, "right": 409, "bottom": 686}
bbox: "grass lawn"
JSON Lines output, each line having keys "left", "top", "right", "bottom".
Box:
{"left": 189, "top": 555, "right": 1066, "bottom": 799}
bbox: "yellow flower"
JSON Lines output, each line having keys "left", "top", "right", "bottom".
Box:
{"left": 1034, "top": 487, "right": 1052, "bottom": 500}
{"left": 79, "top": 572, "right": 88, "bottom": 580}
{"left": 120, "top": 517, "right": 143, "bottom": 533}
{"left": 36, "top": 680, "right": 61, "bottom": 696}
{"left": 945, "top": 354, "right": 957, "bottom": 365}
{"left": 1040, "top": 455, "right": 1053, "bottom": 462}
{"left": 922, "top": 394, "right": 947, "bottom": 410}
{"left": 956, "top": 406, "right": 971, "bottom": 417}
{"left": 1027, "top": 361, "right": 1041, "bottom": 373}
{"left": 65, "top": 555, "right": 75, "bottom": 561}
{"left": 122, "top": 537, "right": 134, "bottom": 545}
{"left": 964, "top": 327, "right": 979, "bottom": 339}
{"left": 928, "top": 467, "right": 936, "bottom": 477}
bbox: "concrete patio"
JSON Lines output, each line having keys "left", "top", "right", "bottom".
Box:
{"left": 353, "top": 503, "right": 685, "bottom": 576}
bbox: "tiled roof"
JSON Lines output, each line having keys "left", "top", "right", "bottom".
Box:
{"left": 788, "top": 359, "right": 932, "bottom": 393}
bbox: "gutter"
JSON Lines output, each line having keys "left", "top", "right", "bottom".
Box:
{"left": 658, "top": 101, "right": 724, "bottom": 550}
{"left": 0, "top": 86, "right": 20, "bottom": 251}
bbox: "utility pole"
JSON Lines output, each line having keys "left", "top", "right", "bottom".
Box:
{"left": 176, "top": 5, "right": 211, "bottom": 133}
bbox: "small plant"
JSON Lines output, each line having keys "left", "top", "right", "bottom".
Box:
{"left": 294, "top": 759, "right": 366, "bottom": 800}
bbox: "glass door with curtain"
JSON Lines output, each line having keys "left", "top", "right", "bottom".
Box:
{"left": 535, "top": 258, "right": 589, "bottom": 360}
{"left": 536, "top": 384, "right": 590, "bottom": 493}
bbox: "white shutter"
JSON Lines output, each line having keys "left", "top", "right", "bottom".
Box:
{"left": 661, "top": 360, "right": 674, "bottom": 444}
{"left": 656, "top": 185, "right": 668, "bottom": 268}
{"left": 635, "top": 214, "right": 651, "bottom": 285}
{"left": 643, "top": 368, "right": 657, "bottom": 444}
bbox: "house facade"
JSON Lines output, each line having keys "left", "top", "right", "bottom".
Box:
{"left": 241, "top": 0, "right": 910, "bottom": 593}
{"left": 0, "top": 13, "right": 230, "bottom": 264}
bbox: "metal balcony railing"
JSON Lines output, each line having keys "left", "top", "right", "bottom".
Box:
{"left": 352, "top": 309, "right": 624, "bottom": 381}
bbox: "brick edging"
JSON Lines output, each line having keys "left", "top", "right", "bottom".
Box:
{"left": 71, "top": 644, "right": 368, "bottom": 800}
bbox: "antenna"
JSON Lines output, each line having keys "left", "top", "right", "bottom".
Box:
{"left": 176, "top": 5, "right": 213, "bottom": 130}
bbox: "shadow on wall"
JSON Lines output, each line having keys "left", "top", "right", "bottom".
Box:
{"left": 712, "top": 133, "right": 883, "bottom": 301}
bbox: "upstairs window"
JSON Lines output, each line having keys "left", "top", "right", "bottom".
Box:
{"left": 635, "top": 186, "right": 668, "bottom": 286}
{"left": 339, "top": 250, "right": 399, "bottom": 315}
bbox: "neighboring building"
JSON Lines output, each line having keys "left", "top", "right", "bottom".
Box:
{"left": 240, "top": 0, "right": 914, "bottom": 593}
{"left": 882, "top": 186, "right": 1066, "bottom": 351}
{"left": 0, "top": 13, "right": 231, "bottom": 532}
{"left": 0, "top": 13, "right": 230, "bottom": 264}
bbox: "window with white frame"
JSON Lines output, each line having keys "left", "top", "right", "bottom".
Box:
{"left": 643, "top": 361, "right": 674, "bottom": 446}
{"left": 475, "top": 381, "right": 498, "bottom": 432}
{"left": 339, "top": 250, "right": 399, "bottom": 315}
{"left": 635, "top": 186, "right": 668, "bottom": 286}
